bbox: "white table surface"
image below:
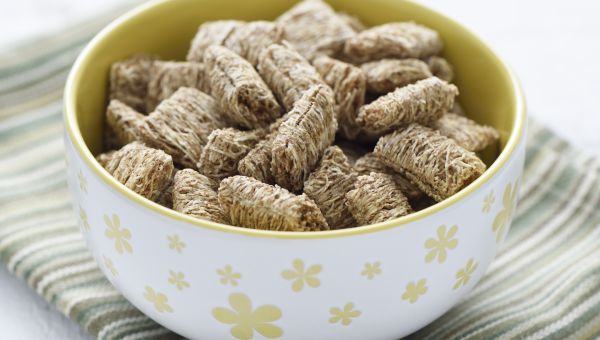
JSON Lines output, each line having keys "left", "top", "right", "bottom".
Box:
{"left": 1, "top": 0, "right": 599, "bottom": 339}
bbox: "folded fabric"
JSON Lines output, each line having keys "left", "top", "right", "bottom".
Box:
{"left": 0, "top": 9, "right": 598, "bottom": 340}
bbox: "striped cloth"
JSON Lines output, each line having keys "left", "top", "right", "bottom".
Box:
{"left": 1, "top": 9, "right": 599, "bottom": 340}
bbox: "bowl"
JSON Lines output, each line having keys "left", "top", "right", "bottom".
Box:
{"left": 63, "top": 0, "right": 526, "bottom": 338}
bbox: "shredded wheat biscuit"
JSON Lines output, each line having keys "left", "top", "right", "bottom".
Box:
{"left": 138, "top": 87, "right": 225, "bottom": 168}
{"left": 275, "top": 0, "right": 356, "bottom": 60}
{"left": 187, "top": 20, "right": 282, "bottom": 66}
{"left": 109, "top": 54, "right": 155, "bottom": 113}
{"left": 344, "top": 22, "right": 442, "bottom": 63}
{"left": 236, "top": 116, "right": 288, "bottom": 184}
{"left": 172, "top": 169, "right": 228, "bottom": 223}
{"left": 101, "top": 142, "right": 174, "bottom": 201}
{"left": 304, "top": 146, "right": 357, "bottom": 229}
{"left": 218, "top": 175, "right": 329, "bottom": 231}
{"left": 96, "top": 150, "right": 116, "bottom": 168}
{"left": 433, "top": 113, "right": 500, "bottom": 152}
{"left": 313, "top": 55, "right": 365, "bottom": 140}
{"left": 358, "top": 77, "right": 458, "bottom": 136}
{"left": 361, "top": 58, "right": 432, "bottom": 94}
{"left": 374, "top": 123, "right": 486, "bottom": 202}
{"left": 205, "top": 46, "right": 281, "bottom": 129}
{"left": 354, "top": 152, "right": 424, "bottom": 202}
{"left": 257, "top": 42, "right": 328, "bottom": 111}
{"left": 271, "top": 85, "right": 337, "bottom": 192}
{"left": 146, "top": 61, "right": 209, "bottom": 111}
{"left": 426, "top": 56, "right": 454, "bottom": 82}
{"left": 334, "top": 139, "right": 370, "bottom": 165}
{"left": 197, "top": 128, "right": 266, "bottom": 180}
{"left": 345, "top": 172, "right": 412, "bottom": 225}
{"left": 186, "top": 20, "right": 244, "bottom": 62}
{"left": 105, "top": 99, "right": 144, "bottom": 147}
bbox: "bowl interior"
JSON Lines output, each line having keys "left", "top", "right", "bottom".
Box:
{"left": 71, "top": 0, "right": 519, "bottom": 159}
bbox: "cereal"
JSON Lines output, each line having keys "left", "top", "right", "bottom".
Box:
{"left": 138, "top": 87, "right": 224, "bottom": 168}
{"left": 276, "top": 0, "right": 356, "bottom": 60}
{"left": 361, "top": 58, "right": 432, "bottom": 94}
{"left": 304, "top": 146, "right": 357, "bottom": 229}
{"left": 313, "top": 55, "right": 366, "bottom": 140}
{"left": 109, "top": 54, "right": 155, "bottom": 112}
{"left": 105, "top": 99, "right": 144, "bottom": 147}
{"left": 223, "top": 21, "right": 284, "bottom": 66}
{"left": 357, "top": 77, "right": 458, "bottom": 136}
{"left": 146, "top": 61, "right": 209, "bottom": 111}
{"left": 271, "top": 85, "right": 337, "bottom": 192}
{"left": 354, "top": 152, "right": 424, "bottom": 202}
{"left": 96, "top": 150, "right": 116, "bottom": 168}
{"left": 374, "top": 123, "right": 486, "bottom": 201}
{"left": 433, "top": 113, "right": 500, "bottom": 152}
{"left": 236, "top": 117, "right": 287, "bottom": 184}
{"left": 156, "top": 177, "right": 174, "bottom": 209}
{"left": 101, "top": 142, "right": 175, "bottom": 201}
{"left": 426, "top": 56, "right": 454, "bottom": 82}
{"left": 337, "top": 12, "right": 367, "bottom": 33}
{"left": 344, "top": 22, "right": 442, "bottom": 63}
{"left": 197, "top": 128, "right": 266, "bottom": 180}
{"left": 204, "top": 45, "right": 282, "bottom": 129}
{"left": 187, "top": 20, "right": 282, "bottom": 66}
{"left": 345, "top": 172, "right": 412, "bottom": 225}
{"left": 186, "top": 20, "right": 243, "bottom": 63}
{"left": 218, "top": 175, "right": 329, "bottom": 231}
{"left": 172, "top": 169, "right": 228, "bottom": 223}
{"left": 257, "top": 42, "right": 328, "bottom": 111}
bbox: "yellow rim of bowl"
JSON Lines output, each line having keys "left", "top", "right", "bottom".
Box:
{"left": 64, "top": 0, "right": 526, "bottom": 239}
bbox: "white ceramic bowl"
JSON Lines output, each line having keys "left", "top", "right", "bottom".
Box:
{"left": 63, "top": 0, "right": 526, "bottom": 338}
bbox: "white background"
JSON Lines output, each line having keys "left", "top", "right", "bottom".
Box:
{"left": 0, "top": 0, "right": 599, "bottom": 338}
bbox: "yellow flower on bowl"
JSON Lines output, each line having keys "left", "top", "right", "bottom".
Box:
{"left": 79, "top": 206, "right": 90, "bottom": 231}
{"left": 78, "top": 170, "right": 87, "bottom": 193}
{"left": 212, "top": 293, "right": 282, "bottom": 340}
{"left": 218, "top": 265, "right": 242, "bottom": 286}
{"left": 168, "top": 270, "right": 190, "bottom": 291}
{"left": 103, "top": 255, "right": 118, "bottom": 277}
{"left": 361, "top": 261, "right": 382, "bottom": 280}
{"left": 167, "top": 234, "right": 186, "bottom": 253}
{"left": 425, "top": 225, "right": 458, "bottom": 263}
{"left": 281, "top": 259, "right": 321, "bottom": 292}
{"left": 453, "top": 258, "right": 478, "bottom": 290}
{"left": 482, "top": 191, "right": 495, "bottom": 213}
{"left": 144, "top": 286, "right": 173, "bottom": 313}
{"left": 492, "top": 181, "right": 518, "bottom": 242}
{"left": 329, "top": 303, "right": 361, "bottom": 326}
{"left": 402, "top": 279, "right": 428, "bottom": 304}
{"left": 104, "top": 214, "right": 133, "bottom": 254}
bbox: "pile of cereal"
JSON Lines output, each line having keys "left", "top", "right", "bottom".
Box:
{"left": 97, "top": 0, "right": 499, "bottom": 232}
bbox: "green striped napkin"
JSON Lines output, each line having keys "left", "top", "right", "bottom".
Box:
{"left": 1, "top": 9, "right": 599, "bottom": 340}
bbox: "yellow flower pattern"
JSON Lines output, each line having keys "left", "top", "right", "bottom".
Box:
{"left": 492, "top": 181, "right": 519, "bottom": 242}
{"left": 212, "top": 293, "right": 283, "bottom": 340}
{"left": 78, "top": 170, "right": 87, "bottom": 193}
{"left": 425, "top": 225, "right": 458, "bottom": 263}
{"left": 79, "top": 206, "right": 90, "bottom": 231}
{"left": 361, "top": 261, "right": 382, "bottom": 280}
{"left": 281, "top": 259, "right": 321, "bottom": 292}
{"left": 144, "top": 286, "right": 173, "bottom": 313}
{"left": 329, "top": 303, "right": 361, "bottom": 326}
{"left": 402, "top": 279, "right": 428, "bottom": 303}
{"left": 103, "top": 255, "right": 118, "bottom": 277}
{"left": 167, "top": 234, "right": 186, "bottom": 253}
{"left": 454, "top": 258, "right": 479, "bottom": 290}
{"left": 104, "top": 214, "right": 133, "bottom": 254}
{"left": 218, "top": 265, "right": 242, "bottom": 286}
{"left": 482, "top": 191, "right": 495, "bottom": 213}
{"left": 168, "top": 270, "right": 190, "bottom": 291}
